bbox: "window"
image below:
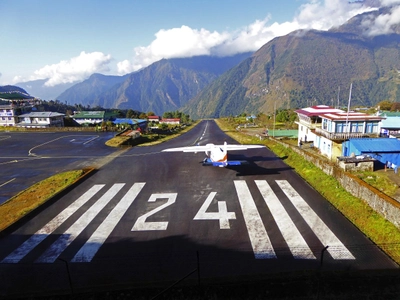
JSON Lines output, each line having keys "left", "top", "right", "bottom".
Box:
{"left": 351, "top": 122, "right": 364, "bottom": 133}
{"left": 336, "top": 122, "right": 345, "bottom": 133}
{"left": 366, "top": 122, "right": 378, "bottom": 133}
{"left": 322, "top": 119, "right": 328, "bottom": 130}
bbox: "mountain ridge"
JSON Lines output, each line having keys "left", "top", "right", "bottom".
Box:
{"left": 59, "top": 53, "right": 252, "bottom": 115}
{"left": 182, "top": 7, "right": 400, "bottom": 118}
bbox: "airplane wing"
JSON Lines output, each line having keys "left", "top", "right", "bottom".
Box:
{"left": 162, "top": 145, "right": 214, "bottom": 152}
{"left": 162, "top": 143, "right": 265, "bottom": 152}
{"left": 223, "top": 144, "right": 265, "bottom": 151}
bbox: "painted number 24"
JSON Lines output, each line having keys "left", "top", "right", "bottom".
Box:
{"left": 132, "top": 192, "right": 236, "bottom": 231}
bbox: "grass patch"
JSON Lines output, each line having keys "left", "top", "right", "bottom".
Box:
{"left": 105, "top": 135, "right": 132, "bottom": 147}
{"left": 356, "top": 171, "right": 398, "bottom": 197}
{"left": 0, "top": 170, "right": 86, "bottom": 232}
{"left": 106, "top": 122, "right": 199, "bottom": 147}
{"left": 217, "top": 118, "right": 400, "bottom": 264}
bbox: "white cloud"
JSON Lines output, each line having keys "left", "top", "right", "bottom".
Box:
{"left": 118, "top": 26, "right": 229, "bottom": 73}
{"left": 16, "top": 0, "right": 397, "bottom": 86}
{"left": 381, "top": 0, "right": 400, "bottom": 5}
{"left": 30, "top": 51, "right": 112, "bottom": 87}
{"left": 362, "top": 4, "right": 400, "bottom": 36}
{"left": 117, "top": 0, "right": 378, "bottom": 75}
{"left": 294, "top": 0, "right": 375, "bottom": 31}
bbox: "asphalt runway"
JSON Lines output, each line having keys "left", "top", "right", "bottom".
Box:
{"left": 0, "top": 131, "right": 121, "bottom": 204}
{"left": 0, "top": 121, "right": 398, "bottom": 297}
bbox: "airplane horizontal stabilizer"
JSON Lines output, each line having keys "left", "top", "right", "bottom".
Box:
{"left": 202, "top": 160, "right": 249, "bottom": 167}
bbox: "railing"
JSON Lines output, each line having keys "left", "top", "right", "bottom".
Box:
{"left": 315, "top": 128, "right": 370, "bottom": 140}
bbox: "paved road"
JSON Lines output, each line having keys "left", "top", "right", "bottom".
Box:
{"left": 0, "top": 121, "right": 398, "bottom": 297}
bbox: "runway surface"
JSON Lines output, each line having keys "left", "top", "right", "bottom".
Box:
{"left": 0, "top": 121, "right": 398, "bottom": 297}
{"left": 0, "top": 131, "right": 121, "bottom": 203}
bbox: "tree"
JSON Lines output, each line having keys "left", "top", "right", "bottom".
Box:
{"left": 377, "top": 100, "right": 393, "bottom": 111}
{"left": 126, "top": 109, "right": 136, "bottom": 119}
{"left": 390, "top": 102, "right": 400, "bottom": 112}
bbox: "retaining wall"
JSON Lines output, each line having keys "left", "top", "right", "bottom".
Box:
{"left": 275, "top": 139, "right": 400, "bottom": 229}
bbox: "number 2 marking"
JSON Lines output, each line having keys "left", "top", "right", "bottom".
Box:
{"left": 193, "top": 192, "right": 236, "bottom": 229}
{"left": 132, "top": 193, "right": 177, "bottom": 231}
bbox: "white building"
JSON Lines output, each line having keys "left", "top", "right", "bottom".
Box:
{"left": 0, "top": 105, "right": 19, "bottom": 126}
{"left": 160, "top": 118, "right": 180, "bottom": 125}
{"left": 16, "top": 112, "right": 65, "bottom": 128}
{"left": 296, "top": 105, "right": 384, "bottom": 160}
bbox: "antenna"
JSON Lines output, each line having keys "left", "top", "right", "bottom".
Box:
{"left": 345, "top": 83, "right": 352, "bottom": 136}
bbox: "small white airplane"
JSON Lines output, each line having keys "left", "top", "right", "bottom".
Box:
{"left": 162, "top": 141, "right": 265, "bottom": 167}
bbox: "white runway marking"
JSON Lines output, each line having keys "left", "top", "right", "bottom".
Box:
{"left": 72, "top": 183, "right": 145, "bottom": 262}
{"left": 132, "top": 193, "right": 177, "bottom": 231}
{"left": 1, "top": 185, "right": 105, "bottom": 263}
{"left": 276, "top": 180, "right": 355, "bottom": 260}
{"left": 1, "top": 179, "right": 356, "bottom": 264}
{"left": 193, "top": 192, "right": 236, "bottom": 229}
{"left": 234, "top": 180, "right": 276, "bottom": 259}
{"left": 255, "top": 180, "right": 316, "bottom": 259}
{"left": 36, "top": 183, "right": 125, "bottom": 263}
{"left": 0, "top": 178, "right": 16, "bottom": 188}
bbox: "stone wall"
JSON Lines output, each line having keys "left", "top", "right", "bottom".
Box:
{"left": 275, "top": 139, "right": 400, "bottom": 229}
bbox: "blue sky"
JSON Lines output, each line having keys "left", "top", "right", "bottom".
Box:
{"left": 0, "top": 0, "right": 397, "bottom": 87}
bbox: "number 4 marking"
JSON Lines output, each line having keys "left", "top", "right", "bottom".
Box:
{"left": 194, "top": 192, "right": 236, "bottom": 229}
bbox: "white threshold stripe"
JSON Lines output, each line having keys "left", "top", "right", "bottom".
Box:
{"left": 36, "top": 183, "right": 125, "bottom": 263}
{"left": 71, "top": 183, "right": 145, "bottom": 262}
{"left": 234, "top": 180, "right": 276, "bottom": 259}
{"left": 1, "top": 185, "right": 105, "bottom": 264}
{"left": 276, "top": 180, "right": 355, "bottom": 260}
{"left": 255, "top": 180, "right": 316, "bottom": 259}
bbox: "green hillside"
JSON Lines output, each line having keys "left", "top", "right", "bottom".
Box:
{"left": 183, "top": 8, "right": 400, "bottom": 118}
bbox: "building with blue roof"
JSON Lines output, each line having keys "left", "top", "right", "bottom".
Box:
{"left": 343, "top": 138, "right": 400, "bottom": 168}
{"left": 113, "top": 118, "right": 147, "bottom": 131}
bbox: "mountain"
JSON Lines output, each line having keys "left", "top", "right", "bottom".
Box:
{"left": 56, "top": 73, "right": 130, "bottom": 106}
{"left": 61, "top": 53, "right": 252, "bottom": 115}
{"left": 16, "top": 79, "right": 75, "bottom": 100}
{"left": 0, "top": 85, "right": 33, "bottom": 100}
{"left": 183, "top": 6, "right": 400, "bottom": 119}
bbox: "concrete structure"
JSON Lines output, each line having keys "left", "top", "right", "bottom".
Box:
{"left": 16, "top": 112, "right": 65, "bottom": 128}
{"left": 336, "top": 155, "right": 375, "bottom": 172}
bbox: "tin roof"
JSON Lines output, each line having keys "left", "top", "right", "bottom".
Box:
{"left": 72, "top": 111, "right": 105, "bottom": 119}
{"left": 349, "top": 138, "right": 400, "bottom": 153}
{"left": 321, "top": 112, "right": 384, "bottom": 121}
{"left": 381, "top": 116, "right": 400, "bottom": 129}
{"left": 295, "top": 105, "right": 344, "bottom": 117}
{"left": 18, "top": 112, "right": 65, "bottom": 118}
{"left": 113, "top": 118, "right": 147, "bottom": 125}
